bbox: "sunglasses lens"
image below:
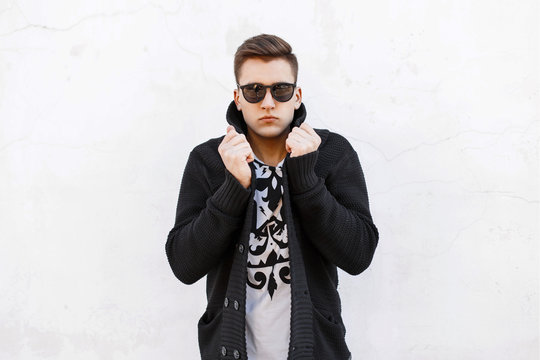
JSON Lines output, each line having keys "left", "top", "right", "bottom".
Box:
{"left": 242, "top": 84, "right": 264, "bottom": 103}
{"left": 272, "top": 84, "right": 294, "bottom": 102}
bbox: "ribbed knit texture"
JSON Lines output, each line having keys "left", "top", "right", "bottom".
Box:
{"left": 166, "top": 101, "right": 379, "bottom": 359}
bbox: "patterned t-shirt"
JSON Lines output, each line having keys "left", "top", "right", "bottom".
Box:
{"left": 245, "top": 154, "right": 291, "bottom": 360}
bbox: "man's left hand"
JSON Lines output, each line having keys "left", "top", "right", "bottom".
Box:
{"left": 285, "top": 123, "right": 322, "bottom": 158}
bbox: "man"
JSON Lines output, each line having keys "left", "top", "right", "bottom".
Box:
{"left": 165, "top": 34, "right": 379, "bottom": 360}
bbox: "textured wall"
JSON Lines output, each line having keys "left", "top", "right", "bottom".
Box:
{"left": 1, "top": 0, "right": 538, "bottom": 359}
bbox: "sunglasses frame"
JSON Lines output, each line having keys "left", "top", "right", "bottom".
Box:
{"left": 237, "top": 82, "right": 297, "bottom": 103}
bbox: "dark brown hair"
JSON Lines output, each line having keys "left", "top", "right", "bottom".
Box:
{"left": 234, "top": 34, "right": 298, "bottom": 84}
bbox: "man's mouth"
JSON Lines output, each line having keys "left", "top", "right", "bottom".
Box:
{"left": 260, "top": 116, "right": 278, "bottom": 121}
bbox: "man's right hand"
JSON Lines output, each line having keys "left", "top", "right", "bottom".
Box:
{"left": 217, "top": 125, "right": 254, "bottom": 189}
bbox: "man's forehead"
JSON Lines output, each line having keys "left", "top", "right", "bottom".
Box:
{"left": 238, "top": 57, "right": 295, "bottom": 84}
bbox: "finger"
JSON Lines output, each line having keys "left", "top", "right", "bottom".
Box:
{"left": 289, "top": 130, "right": 312, "bottom": 144}
{"left": 228, "top": 142, "right": 252, "bottom": 158}
{"left": 221, "top": 126, "right": 237, "bottom": 144}
{"left": 292, "top": 127, "right": 320, "bottom": 146}
{"left": 291, "top": 126, "right": 314, "bottom": 141}
{"left": 228, "top": 133, "right": 248, "bottom": 146}
{"left": 285, "top": 138, "right": 293, "bottom": 153}
{"left": 236, "top": 141, "right": 253, "bottom": 152}
{"left": 300, "top": 123, "right": 318, "bottom": 137}
{"left": 235, "top": 145, "right": 254, "bottom": 162}
{"left": 286, "top": 136, "right": 304, "bottom": 146}
{"left": 287, "top": 136, "right": 312, "bottom": 155}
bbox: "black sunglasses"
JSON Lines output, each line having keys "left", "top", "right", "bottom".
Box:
{"left": 237, "top": 82, "right": 296, "bottom": 103}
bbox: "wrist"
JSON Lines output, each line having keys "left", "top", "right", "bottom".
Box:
{"left": 285, "top": 150, "right": 320, "bottom": 193}
{"left": 211, "top": 169, "right": 251, "bottom": 215}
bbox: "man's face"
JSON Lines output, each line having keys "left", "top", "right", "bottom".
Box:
{"left": 234, "top": 57, "right": 302, "bottom": 140}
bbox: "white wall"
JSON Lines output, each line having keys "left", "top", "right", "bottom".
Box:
{"left": 1, "top": 0, "right": 538, "bottom": 359}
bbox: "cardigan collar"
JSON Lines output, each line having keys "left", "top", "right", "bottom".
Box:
{"left": 225, "top": 100, "right": 307, "bottom": 135}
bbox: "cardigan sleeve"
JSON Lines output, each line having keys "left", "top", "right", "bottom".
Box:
{"left": 285, "top": 138, "right": 379, "bottom": 275}
{"left": 165, "top": 148, "right": 251, "bottom": 284}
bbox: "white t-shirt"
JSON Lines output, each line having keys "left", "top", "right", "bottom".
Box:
{"left": 245, "top": 155, "right": 291, "bottom": 360}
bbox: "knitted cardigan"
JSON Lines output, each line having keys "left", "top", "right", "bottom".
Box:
{"left": 165, "top": 101, "right": 379, "bottom": 360}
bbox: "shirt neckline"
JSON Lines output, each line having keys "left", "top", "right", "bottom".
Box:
{"left": 253, "top": 153, "right": 285, "bottom": 169}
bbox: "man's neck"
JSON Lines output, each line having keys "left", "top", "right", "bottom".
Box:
{"left": 246, "top": 128, "right": 290, "bottom": 167}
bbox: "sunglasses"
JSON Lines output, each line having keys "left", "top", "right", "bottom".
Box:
{"left": 237, "top": 82, "right": 296, "bottom": 103}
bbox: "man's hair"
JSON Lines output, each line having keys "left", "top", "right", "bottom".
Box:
{"left": 234, "top": 34, "right": 298, "bottom": 84}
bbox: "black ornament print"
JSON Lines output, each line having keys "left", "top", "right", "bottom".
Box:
{"left": 247, "top": 158, "right": 291, "bottom": 299}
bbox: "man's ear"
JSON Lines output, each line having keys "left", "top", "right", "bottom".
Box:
{"left": 294, "top": 87, "right": 302, "bottom": 110}
{"left": 233, "top": 88, "right": 241, "bottom": 111}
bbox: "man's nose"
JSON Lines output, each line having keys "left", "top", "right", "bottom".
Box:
{"left": 261, "top": 88, "right": 275, "bottom": 109}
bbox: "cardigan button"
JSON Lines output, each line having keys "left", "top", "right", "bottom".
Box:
{"left": 224, "top": 297, "right": 229, "bottom": 307}
{"left": 233, "top": 349, "right": 240, "bottom": 359}
{"left": 233, "top": 300, "right": 239, "bottom": 310}
{"left": 221, "top": 346, "right": 227, "bottom": 356}
{"left": 238, "top": 244, "right": 244, "bottom": 254}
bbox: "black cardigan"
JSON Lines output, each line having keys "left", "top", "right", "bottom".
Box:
{"left": 166, "top": 101, "right": 379, "bottom": 360}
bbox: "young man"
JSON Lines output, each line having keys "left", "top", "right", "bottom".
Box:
{"left": 166, "top": 34, "right": 379, "bottom": 360}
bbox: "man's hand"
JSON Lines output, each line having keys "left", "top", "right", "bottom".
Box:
{"left": 285, "top": 123, "right": 321, "bottom": 158}
{"left": 218, "top": 125, "right": 254, "bottom": 189}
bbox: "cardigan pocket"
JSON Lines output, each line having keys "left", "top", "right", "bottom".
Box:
{"left": 312, "top": 306, "right": 351, "bottom": 360}
{"left": 197, "top": 308, "right": 223, "bottom": 359}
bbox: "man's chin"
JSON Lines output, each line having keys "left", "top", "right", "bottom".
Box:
{"left": 252, "top": 127, "right": 290, "bottom": 139}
